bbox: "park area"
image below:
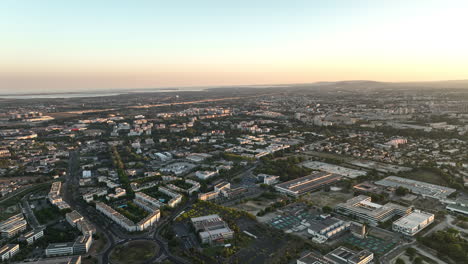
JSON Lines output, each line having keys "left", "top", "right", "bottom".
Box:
{"left": 110, "top": 240, "right": 159, "bottom": 264}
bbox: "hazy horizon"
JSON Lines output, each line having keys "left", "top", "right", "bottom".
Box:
{"left": 2, "top": 0, "right": 468, "bottom": 92}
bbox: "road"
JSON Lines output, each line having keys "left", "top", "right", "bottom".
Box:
{"left": 63, "top": 150, "right": 193, "bottom": 264}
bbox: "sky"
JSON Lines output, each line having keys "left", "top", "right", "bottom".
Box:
{"left": 1, "top": 0, "right": 468, "bottom": 93}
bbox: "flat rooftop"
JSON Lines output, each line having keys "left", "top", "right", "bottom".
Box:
{"left": 375, "top": 176, "right": 456, "bottom": 199}
{"left": 275, "top": 172, "right": 342, "bottom": 194}
{"left": 393, "top": 211, "right": 434, "bottom": 228}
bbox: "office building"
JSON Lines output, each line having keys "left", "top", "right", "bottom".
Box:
{"left": 45, "top": 235, "right": 92, "bottom": 257}
{"left": 0, "top": 244, "right": 19, "bottom": 261}
{"left": 191, "top": 214, "right": 234, "bottom": 245}
{"left": 0, "top": 213, "right": 27, "bottom": 238}
{"left": 19, "top": 229, "right": 44, "bottom": 245}
{"left": 392, "top": 210, "right": 434, "bottom": 236}
{"left": 335, "top": 195, "right": 411, "bottom": 226}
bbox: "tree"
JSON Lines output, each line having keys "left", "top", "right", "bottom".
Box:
{"left": 414, "top": 257, "right": 423, "bottom": 264}
{"left": 406, "top": 247, "right": 416, "bottom": 260}
{"left": 395, "top": 186, "right": 409, "bottom": 196}
{"left": 322, "top": 206, "right": 333, "bottom": 214}
{"left": 395, "top": 258, "right": 405, "bottom": 264}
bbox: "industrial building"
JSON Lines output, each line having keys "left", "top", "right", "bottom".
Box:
{"left": 375, "top": 176, "right": 456, "bottom": 200}
{"left": 274, "top": 172, "right": 342, "bottom": 196}
{"left": 335, "top": 195, "right": 411, "bottom": 226}
{"left": 324, "top": 246, "right": 374, "bottom": 264}
{"left": 392, "top": 210, "right": 434, "bottom": 236}
{"left": 191, "top": 214, "right": 234, "bottom": 245}
{"left": 0, "top": 244, "right": 19, "bottom": 261}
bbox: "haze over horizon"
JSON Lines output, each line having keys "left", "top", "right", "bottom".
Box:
{"left": 2, "top": 0, "right": 468, "bottom": 93}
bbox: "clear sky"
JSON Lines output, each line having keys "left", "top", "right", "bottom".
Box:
{"left": 1, "top": 0, "right": 468, "bottom": 93}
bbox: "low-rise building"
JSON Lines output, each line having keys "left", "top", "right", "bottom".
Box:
{"left": 274, "top": 172, "right": 342, "bottom": 196}
{"left": 0, "top": 244, "right": 19, "bottom": 261}
{"left": 0, "top": 213, "right": 27, "bottom": 238}
{"left": 13, "top": 256, "right": 81, "bottom": 264}
{"left": 307, "top": 215, "right": 350, "bottom": 243}
{"left": 191, "top": 214, "right": 234, "bottom": 245}
{"left": 392, "top": 210, "right": 434, "bottom": 236}
{"left": 45, "top": 235, "right": 92, "bottom": 257}
{"left": 66, "top": 211, "right": 84, "bottom": 227}
{"left": 335, "top": 195, "right": 411, "bottom": 226}
{"left": 297, "top": 251, "right": 333, "bottom": 264}
{"left": 195, "top": 170, "right": 218, "bottom": 180}
{"left": 324, "top": 246, "right": 373, "bottom": 264}
{"left": 19, "top": 229, "right": 44, "bottom": 245}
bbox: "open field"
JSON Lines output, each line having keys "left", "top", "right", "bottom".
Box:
{"left": 303, "top": 190, "right": 353, "bottom": 208}
{"left": 0, "top": 204, "right": 20, "bottom": 221}
{"left": 403, "top": 169, "right": 449, "bottom": 187}
{"left": 110, "top": 240, "right": 159, "bottom": 264}
{"left": 231, "top": 197, "right": 275, "bottom": 216}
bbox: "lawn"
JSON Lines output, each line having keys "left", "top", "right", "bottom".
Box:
{"left": 404, "top": 169, "right": 449, "bottom": 186}
{"left": 115, "top": 201, "right": 148, "bottom": 223}
{"left": 110, "top": 240, "right": 159, "bottom": 264}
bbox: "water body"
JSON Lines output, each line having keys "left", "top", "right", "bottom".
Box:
{"left": 0, "top": 87, "right": 206, "bottom": 99}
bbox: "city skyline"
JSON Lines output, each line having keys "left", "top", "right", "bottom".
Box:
{"left": 1, "top": 0, "right": 468, "bottom": 93}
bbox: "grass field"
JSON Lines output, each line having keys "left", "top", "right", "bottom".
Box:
{"left": 404, "top": 169, "right": 449, "bottom": 186}
{"left": 304, "top": 190, "right": 353, "bottom": 208}
{"left": 110, "top": 240, "right": 159, "bottom": 264}
{"left": 0, "top": 204, "right": 20, "bottom": 221}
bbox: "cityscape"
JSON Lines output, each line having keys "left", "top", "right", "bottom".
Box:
{"left": 1, "top": 1, "right": 468, "bottom": 264}
{"left": 1, "top": 84, "right": 468, "bottom": 264}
